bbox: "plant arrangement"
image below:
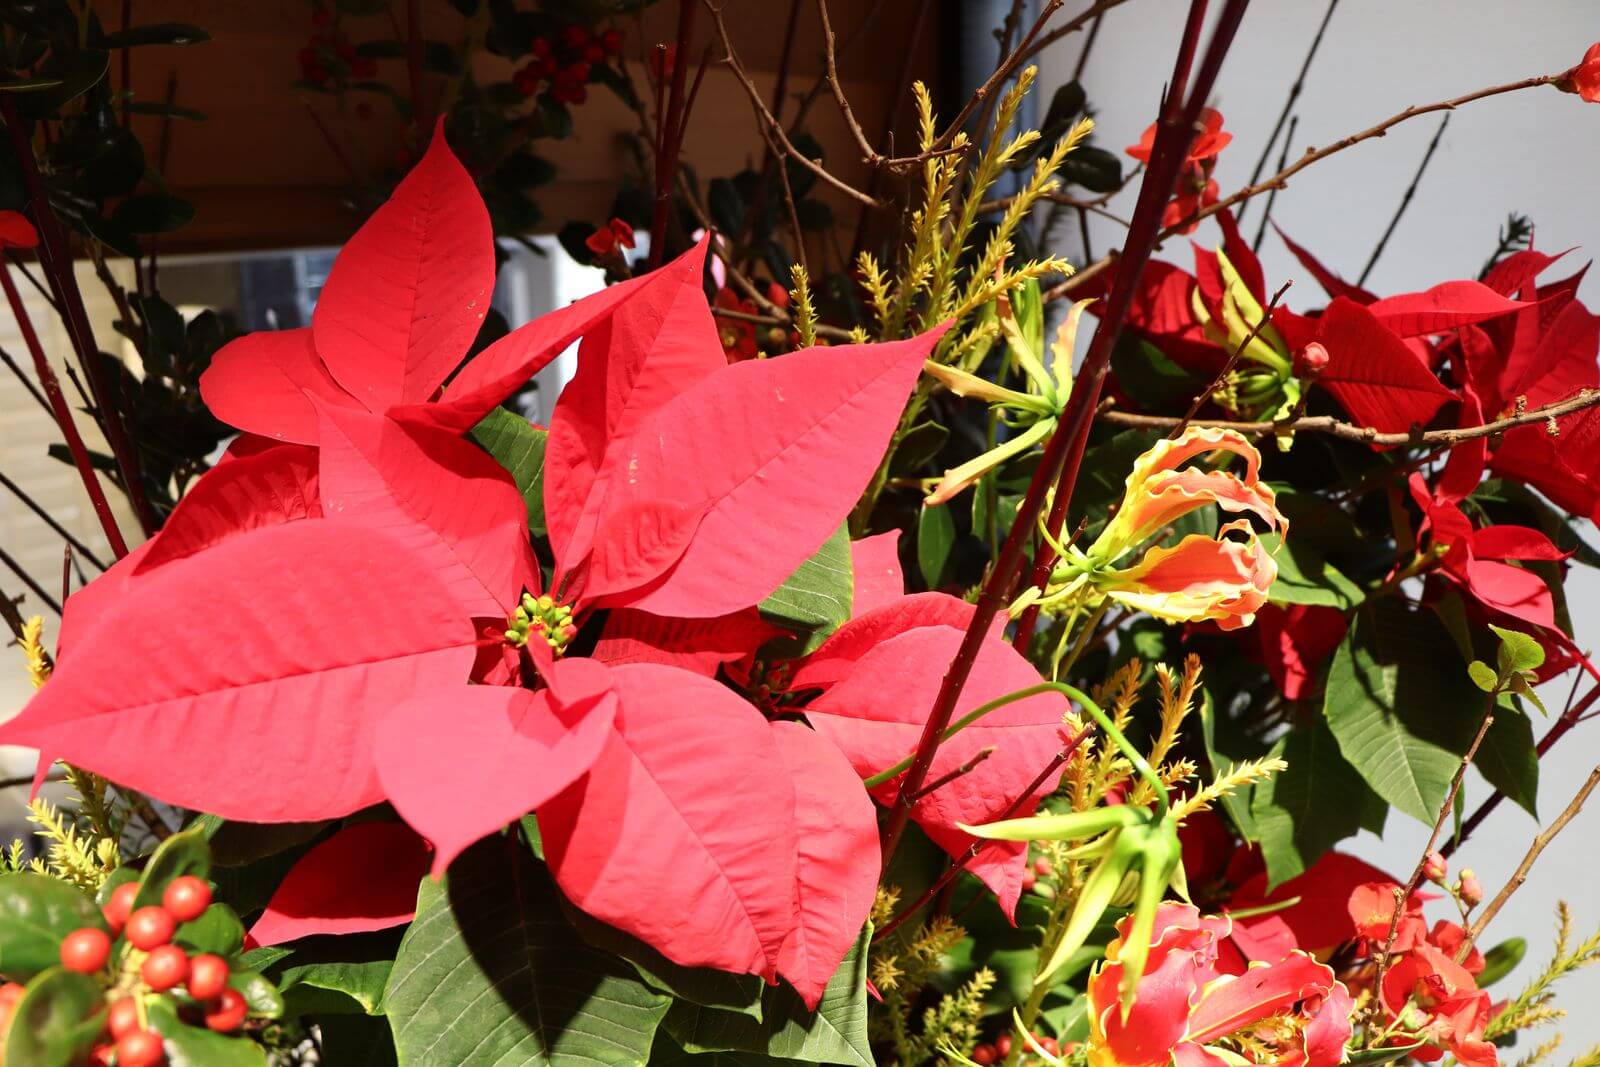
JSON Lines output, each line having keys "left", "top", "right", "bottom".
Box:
{"left": 4, "top": 2, "right": 1600, "bottom": 1066}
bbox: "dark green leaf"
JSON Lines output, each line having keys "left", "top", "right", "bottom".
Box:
{"left": 1110, "top": 334, "right": 1198, "bottom": 409}
{"left": 2, "top": 968, "right": 103, "bottom": 1067}
{"left": 1059, "top": 145, "right": 1122, "bottom": 193}
{"left": 277, "top": 958, "right": 391, "bottom": 1015}
{"left": 1070, "top": 430, "right": 1160, "bottom": 542}
{"left": 759, "top": 523, "right": 853, "bottom": 654}
{"left": 201, "top": 819, "right": 329, "bottom": 867}
{"left": 1324, "top": 601, "right": 1484, "bottom": 824}
{"left": 97, "top": 22, "right": 209, "bottom": 47}
{"left": 1041, "top": 82, "right": 1086, "bottom": 135}
{"left": 1475, "top": 697, "right": 1539, "bottom": 818}
{"left": 917, "top": 503, "right": 956, "bottom": 589}
{"left": 133, "top": 828, "right": 211, "bottom": 910}
{"left": 889, "top": 421, "right": 948, "bottom": 476}
{"left": 1261, "top": 533, "right": 1365, "bottom": 610}
{"left": 175, "top": 903, "right": 244, "bottom": 957}
{"left": 147, "top": 997, "right": 266, "bottom": 1066}
{"left": 228, "top": 967, "right": 286, "bottom": 1019}
{"left": 796, "top": 199, "right": 834, "bottom": 232}
{"left": 563, "top": 903, "right": 764, "bottom": 1020}
{"left": 707, "top": 178, "right": 745, "bottom": 237}
{"left": 1345, "top": 1042, "right": 1428, "bottom": 1067}
{"left": 1479, "top": 937, "right": 1526, "bottom": 987}
{"left": 384, "top": 839, "right": 671, "bottom": 1066}
{"left": 663, "top": 928, "right": 872, "bottom": 1067}
{"left": 470, "top": 407, "right": 549, "bottom": 536}
{"left": 1251, "top": 718, "right": 1367, "bottom": 887}
{"left": 0, "top": 873, "right": 106, "bottom": 981}
{"left": 321, "top": 1013, "right": 401, "bottom": 1066}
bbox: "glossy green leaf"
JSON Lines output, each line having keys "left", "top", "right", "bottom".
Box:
{"left": 385, "top": 839, "right": 671, "bottom": 1066}
{"left": 1324, "top": 602, "right": 1484, "bottom": 824}
{"left": 133, "top": 829, "right": 211, "bottom": 910}
{"left": 0, "top": 873, "right": 106, "bottom": 981}
{"left": 917, "top": 502, "right": 956, "bottom": 589}
{"left": 175, "top": 903, "right": 244, "bottom": 957}
{"left": 147, "top": 997, "right": 267, "bottom": 1067}
{"left": 1468, "top": 660, "right": 1498, "bottom": 692}
{"left": 1490, "top": 624, "right": 1544, "bottom": 673}
{"left": 662, "top": 928, "right": 872, "bottom": 1067}
{"left": 1250, "top": 719, "right": 1367, "bottom": 888}
{"left": 2, "top": 967, "right": 103, "bottom": 1067}
{"left": 759, "top": 523, "right": 853, "bottom": 653}
{"left": 229, "top": 967, "right": 286, "bottom": 1019}
{"left": 277, "top": 958, "right": 392, "bottom": 1015}
{"left": 470, "top": 407, "right": 549, "bottom": 536}
{"left": 1260, "top": 533, "right": 1365, "bottom": 610}
{"left": 1198, "top": 689, "right": 1258, "bottom": 842}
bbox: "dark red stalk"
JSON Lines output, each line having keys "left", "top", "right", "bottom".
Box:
{"left": 405, "top": 0, "right": 432, "bottom": 134}
{"left": 1, "top": 97, "right": 158, "bottom": 537}
{"left": 648, "top": 0, "right": 698, "bottom": 269}
{"left": 878, "top": 0, "right": 1253, "bottom": 865}
{"left": 0, "top": 265, "right": 129, "bottom": 559}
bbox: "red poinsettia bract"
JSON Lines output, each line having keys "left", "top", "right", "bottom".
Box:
{"left": 4, "top": 125, "right": 956, "bottom": 1007}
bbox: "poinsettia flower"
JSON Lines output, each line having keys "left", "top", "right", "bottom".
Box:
{"left": 1086, "top": 903, "right": 1352, "bottom": 1067}
{"left": 1564, "top": 42, "right": 1600, "bottom": 102}
{"left": 1164, "top": 176, "right": 1218, "bottom": 235}
{"left": 584, "top": 216, "right": 635, "bottom": 256}
{"left": 1022, "top": 427, "right": 1285, "bottom": 631}
{"left": 1347, "top": 880, "right": 1428, "bottom": 953}
{"left": 1127, "top": 107, "right": 1231, "bottom": 164}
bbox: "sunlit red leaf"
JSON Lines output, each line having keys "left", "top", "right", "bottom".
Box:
{"left": 313, "top": 122, "right": 494, "bottom": 410}
{"left": 1314, "top": 298, "right": 1455, "bottom": 433}
{"left": 790, "top": 592, "right": 978, "bottom": 691}
{"left": 579, "top": 328, "right": 946, "bottom": 616}
{"left": 1273, "top": 225, "right": 1377, "bottom": 304}
{"left": 317, "top": 405, "right": 534, "bottom": 617}
{"left": 849, "top": 531, "right": 905, "bottom": 620}
{"left": 805, "top": 625, "right": 1067, "bottom": 917}
{"left": 1366, "top": 281, "right": 1528, "bottom": 337}
{"left": 137, "top": 444, "right": 320, "bottom": 572}
{"left": 200, "top": 328, "right": 360, "bottom": 444}
{"left": 539, "top": 664, "right": 797, "bottom": 979}
{"left": 248, "top": 823, "right": 432, "bottom": 946}
{"left": 591, "top": 608, "right": 777, "bottom": 676}
{"left": 375, "top": 664, "right": 619, "bottom": 875}
{"left": 0, "top": 521, "right": 479, "bottom": 820}
{"left": 770, "top": 721, "right": 879, "bottom": 1009}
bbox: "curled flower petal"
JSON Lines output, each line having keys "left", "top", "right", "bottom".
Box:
{"left": 1098, "top": 521, "right": 1276, "bottom": 631}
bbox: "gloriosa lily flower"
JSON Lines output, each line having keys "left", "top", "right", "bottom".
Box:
{"left": 1191, "top": 249, "right": 1300, "bottom": 421}
{"left": 1087, "top": 903, "right": 1353, "bottom": 1067}
{"left": 921, "top": 296, "right": 1094, "bottom": 506}
{"left": 1016, "top": 426, "right": 1285, "bottom": 632}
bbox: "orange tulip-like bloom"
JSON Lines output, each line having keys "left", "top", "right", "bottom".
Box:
{"left": 1022, "top": 426, "right": 1284, "bottom": 631}
{"left": 1087, "top": 903, "right": 1352, "bottom": 1067}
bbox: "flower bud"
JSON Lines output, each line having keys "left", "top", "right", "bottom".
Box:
{"left": 1459, "top": 869, "right": 1483, "bottom": 906}
{"left": 1294, "top": 341, "right": 1329, "bottom": 378}
{"left": 1423, "top": 850, "right": 1448, "bottom": 884}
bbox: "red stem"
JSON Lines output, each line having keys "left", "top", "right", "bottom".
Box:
{"left": 649, "top": 0, "right": 698, "bottom": 268}
{"left": 1, "top": 97, "right": 157, "bottom": 536}
{"left": 877, "top": 0, "right": 1253, "bottom": 865}
{"left": 406, "top": 0, "right": 432, "bottom": 134}
{"left": 0, "top": 265, "right": 129, "bottom": 559}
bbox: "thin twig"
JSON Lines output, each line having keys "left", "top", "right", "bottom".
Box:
{"left": 0, "top": 542, "right": 61, "bottom": 616}
{"left": 926, "top": 0, "right": 1066, "bottom": 154}
{"left": 1098, "top": 386, "right": 1600, "bottom": 447}
{"left": 1357, "top": 112, "right": 1450, "bottom": 286}
{"left": 1071, "top": 4, "right": 1108, "bottom": 82}
{"left": 1250, "top": 114, "right": 1297, "bottom": 252}
{"left": 4, "top": 252, "right": 60, "bottom": 313}
{"left": 1013, "top": 0, "right": 1135, "bottom": 67}
{"left": 1372, "top": 691, "right": 1497, "bottom": 999}
{"left": 0, "top": 265, "right": 129, "bottom": 558}
{"left": 909, "top": 747, "right": 996, "bottom": 803}
{"left": 873, "top": 729, "right": 1090, "bottom": 941}
{"left": 0, "top": 469, "right": 109, "bottom": 571}
{"left": 1237, "top": 0, "right": 1340, "bottom": 224}
{"left": 1462, "top": 762, "right": 1600, "bottom": 958}
{"left": 1, "top": 345, "right": 53, "bottom": 418}
{"left": 649, "top": 1, "right": 701, "bottom": 266}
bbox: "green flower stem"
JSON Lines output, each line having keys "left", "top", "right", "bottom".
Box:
{"left": 861, "top": 680, "right": 1171, "bottom": 818}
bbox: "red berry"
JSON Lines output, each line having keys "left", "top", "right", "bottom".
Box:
{"left": 125, "top": 907, "right": 176, "bottom": 951}
{"left": 187, "top": 954, "right": 230, "bottom": 1001}
{"left": 582, "top": 43, "right": 605, "bottom": 64}
{"left": 141, "top": 944, "right": 190, "bottom": 992}
{"left": 1039, "top": 1036, "right": 1061, "bottom": 1056}
{"left": 601, "top": 28, "right": 623, "bottom": 54}
{"left": 86, "top": 1044, "right": 117, "bottom": 1067}
{"left": 996, "top": 1035, "right": 1013, "bottom": 1056}
{"left": 1034, "top": 857, "right": 1054, "bottom": 877}
{"left": 1021, "top": 867, "right": 1037, "bottom": 891}
{"left": 103, "top": 882, "right": 139, "bottom": 935}
{"left": 60, "top": 927, "right": 112, "bottom": 973}
{"left": 108, "top": 996, "right": 141, "bottom": 1039}
{"left": 972, "top": 1044, "right": 998, "bottom": 1065}
{"left": 163, "top": 877, "right": 211, "bottom": 923}
{"left": 203, "top": 988, "right": 248, "bottom": 1033}
{"left": 561, "top": 24, "right": 589, "bottom": 49}
{"left": 530, "top": 36, "right": 552, "bottom": 58}
{"left": 116, "top": 1029, "right": 165, "bottom": 1067}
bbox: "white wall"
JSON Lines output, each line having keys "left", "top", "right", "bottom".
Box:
{"left": 1038, "top": 0, "right": 1600, "bottom": 1043}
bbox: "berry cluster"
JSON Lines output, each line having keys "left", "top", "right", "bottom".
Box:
{"left": 512, "top": 24, "right": 623, "bottom": 105}
{"left": 45, "top": 877, "right": 244, "bottom": 1067}
{"left": 970, "top": 1031, "right": 1071, "bottom": 1064}
{"left": 295, "top": 7, "right": 376, "bottom": 90}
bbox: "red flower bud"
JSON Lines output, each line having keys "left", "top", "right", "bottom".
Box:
{"left": 1295, "top": 341, "right": 1330, "bottom": 378}
{"left": 1423, "top": 850, "right": 1448, "bottom": 884}
{"left": 1458, "top": 869, "right": 1483, "bottom": 906}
